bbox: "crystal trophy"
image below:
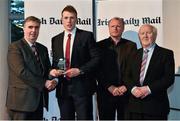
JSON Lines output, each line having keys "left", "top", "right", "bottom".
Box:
{"left": 57, "top": 58, "right": 66, "bottom": 70}
{"left": 57, "top": 58, "right": 66, "bottom": 77}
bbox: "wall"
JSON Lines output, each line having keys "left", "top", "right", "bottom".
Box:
{"left": 163, "top": 0, "right": 180, "bottom": 74}
{"left": 163, "top": 0, "right": 180, "bottom": 119}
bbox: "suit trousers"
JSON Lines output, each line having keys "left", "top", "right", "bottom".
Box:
{"left": 128, "top": 112, "right": 168, "bottom": 120}
{"left": 97, "top": 91, "right": 126, "bottom": 120}
{"left": 57, "top": 85, "right": 93, "bottom": 120}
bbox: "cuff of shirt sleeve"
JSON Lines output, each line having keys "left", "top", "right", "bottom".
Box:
{"left": 131, "top": 86, "right": 137, "bottom": 93}
{"left": 79, "top": 69, "right": 84, "bottom": 75}
{"left": 54, "top": 78, "right": 59, "bottom": 84}
{"left": 146, "top": 85, "right": 151, "bottom": 94}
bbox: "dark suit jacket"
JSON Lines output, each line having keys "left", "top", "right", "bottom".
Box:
{"left": 97, "top": 37, "right": 137, "bottom": 96}
{"left": 125, "top": 44, "right": 175, "bottom": 116}
{"left": 51, "top": 28, "right": 100, "bottom": 97}
{"left": 6, "top": 39, "right": 51, "bottom": 112}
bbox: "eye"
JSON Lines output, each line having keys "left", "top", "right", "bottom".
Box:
{"left": 116, "top": 25, "right": 121, "bottom": 28}
{"left": 35, "top": 26, "right": 39, "bottom": 29}
{"left": 64, "top": 17, "right": 68, "bottom": 19}
{"left": 70, "top": 17, "right": 75, "bottom": 19}
{"left": 140, "top": 32, "right": 144, "bottom": 35}
{"left": 111, "top": 25, "right": 116, "bottom": 28}
{"left": 148, "top": 32, "right": 153, "bottom": 34}
{"left": 28, "top": 26, "right": 33, "bottom": 29}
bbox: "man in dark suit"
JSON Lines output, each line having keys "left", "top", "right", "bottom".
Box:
{"left": 96, "top": 17, "right": 137, "bottom": 120}
{"left": 6, "top": 16, "right": 57, "bottom": 120}
{"left": 125, "top": 24, "right": 175, "bottom": 120}
{"left": 50, "top": 5, "right": 100, "bottom": 120}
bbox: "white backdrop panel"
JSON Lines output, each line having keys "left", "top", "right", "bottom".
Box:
{"left": 96, "top": 0, "right": 163, "bottom": 49}
{"left": 25, "top": 0, "right": 92, "bottom": 120}
{"left": 25, "top": 0, "right": 93, "bottom": 50}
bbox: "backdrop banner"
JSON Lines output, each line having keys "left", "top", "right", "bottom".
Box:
{"left": 25, "top": 0, "right": 162, "bottom": 120}
{"left": 25, "top": 0, "right": 93, "bottom": 120}
{"left": 96, "top": 0, "right": 163, "bottom": 49}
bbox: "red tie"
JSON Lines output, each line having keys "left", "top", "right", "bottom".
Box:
{"left": 65, "top": 33, "right": 71, "bottom": 70}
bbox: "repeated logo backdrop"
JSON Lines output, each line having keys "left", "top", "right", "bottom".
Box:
{"left": 25, "top": 0, "right": 162, "bottom": 120}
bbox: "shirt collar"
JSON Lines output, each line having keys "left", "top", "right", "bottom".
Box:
{"left": 144, "top": 43, "right": 156, "bottom": 52}
{"left": 24, "top": 38, "right": 35, "bottom": 47}
{"left": 110, "top": 37, "right": 121, "bottom": 46}
{"left": 64, "top": 27, "right": 76, "bottom": 37}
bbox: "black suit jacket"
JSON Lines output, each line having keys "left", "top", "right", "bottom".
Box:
{"left": 97, "top": 37, "right": 137, "bottom": 96}
{"left": 125, "top": 44, "right": 175, "bottom": 116}
{"left": 51, "top": 28, "right": 100, "bottom": 97}
{"left": 6, "top": 39, "right": 50, "bottom": 112}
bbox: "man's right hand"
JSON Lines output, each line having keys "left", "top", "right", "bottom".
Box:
{"left": 49, "top": 69, "right": 64, "bottom": 77}
{"left": 108, "top": 85, "right": 119, "bottom": 96}
{"left": 45, "top": 80, "right": 57, "bottom": 91}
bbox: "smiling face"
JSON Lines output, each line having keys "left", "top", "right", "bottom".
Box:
{"left": 23, "top": 20, "right": 40, "bottom": 44}
{"left": 61, "top": 11, "right": 77, "bottom": 32}
{"left": 138, "top": 24, "right": 157, "bottom": 48}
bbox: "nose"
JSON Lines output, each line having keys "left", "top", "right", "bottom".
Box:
{"left": 32, "top": 27, "right": 36, "bottom": 32}
{"left": 67, "top": 18, "right": 71, "bottom": 23}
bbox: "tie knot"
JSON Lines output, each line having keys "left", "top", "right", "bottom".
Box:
{"left": 31, "top": 43, "right": 36, "bottom": 48}
{"left": 144, "top": 49, "right": 149, "bottom": 53}
{"left": 32, "top": 44, "right": 35, "bottom": 48}
{"left": 31, "top": 44, "right": 36, "bottom": 50}
{"left": 68, "top": 34, "right": 71, "bottom": 38}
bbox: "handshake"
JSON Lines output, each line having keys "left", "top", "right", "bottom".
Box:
{"left": 44, "top": 69, "right": 64, "bottom": 92}
{"left": 49, "top": 68, "right": 82, "bottom": 79}
{"left": 50, "top": 57, "right": 83, "bottom": 79}
{"left": 45, "top": 68, "right": 81, "bottom": 91}
{"left": 45, "top": 58, "right": 82, "bottom": 91}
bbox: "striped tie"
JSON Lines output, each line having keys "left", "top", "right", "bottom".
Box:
{"left": 139, "top": 49, "right": 149, "bottom": 86}
{"left": 31, "top": 44, "right": 40, "bottom": 61}
{"left": 31, "top": 44, "right": 43, "bottom": 72}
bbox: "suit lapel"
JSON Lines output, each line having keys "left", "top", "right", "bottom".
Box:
{"left": 59, "top": 32, "right": 65, "bottom": 58}
{"left": 22, "top": 39, "right": 37, "bottom": 62}
{"left": 144, "top": 45, "right": 160, "bottom": 83}
{"left": 22, "top": 39, "right": 43, "bottom": 74}
{"left": 36, "top": 44, "right": 45, "bottom": 74}
{"left": 71, "top": 28, "right": 80, "bottom": 66}
{"left": 53, "top": 32, "right": 64, "bottom": 61}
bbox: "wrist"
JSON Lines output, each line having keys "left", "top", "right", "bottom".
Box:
{"left": 79, "top": 69, "right": 84, "bottom": 75}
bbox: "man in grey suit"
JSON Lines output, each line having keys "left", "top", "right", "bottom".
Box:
{"left": 6, "top": 16, "right": 57, "bottom": 120}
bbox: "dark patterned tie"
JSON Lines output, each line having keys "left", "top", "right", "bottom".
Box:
{"left": 139, "top": 49, "right": 149, "bottom": 86}
{"left": 31, "top": 44, "right": 44, "bottom": 73}
{"left": 31, "top": 44, "right": 40, "bottom": 62}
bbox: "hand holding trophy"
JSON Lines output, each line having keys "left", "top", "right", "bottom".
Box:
{"left": 58, "top": 58, "right": 66, "bottom": 71}
{"left": 57, "top": 58, "right": 66, "bottom": 77}
{"left": 49, "top": 58, "right": 66, "bottom": 77}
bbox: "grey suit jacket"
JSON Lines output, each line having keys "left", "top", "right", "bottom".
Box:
{"left": 6, "top": 39, "right": 51, "bottom": 112}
